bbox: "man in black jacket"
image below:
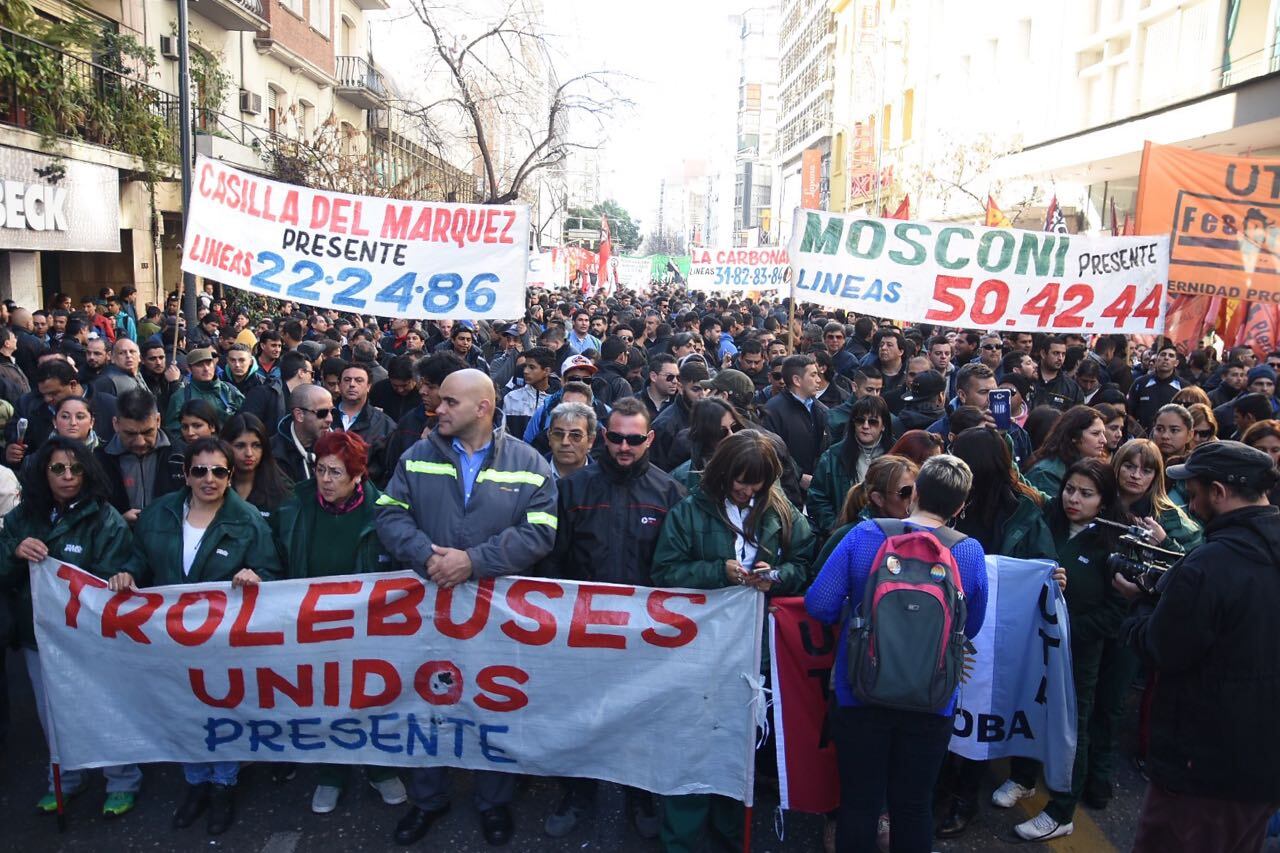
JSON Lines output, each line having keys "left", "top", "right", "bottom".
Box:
{"left": 650, "top": 358, "right": 710, "bottom": 471}
{"left": 761, "top": 354, "right": 828, "bottom": 491}
{"left": 96, "top": 388, "right": 185, "bottom": 522}
{"left": 1127, "top": 342, "right": 1183, "bottom": 429}
{"left": 1116, "top": 441, "right": 1280, "bottom": 852}
{"left": 539, "top": 396, "right": 684, "bottom": 840}
{"left": 591, "top": 335, "right": 634, "bottom": 406}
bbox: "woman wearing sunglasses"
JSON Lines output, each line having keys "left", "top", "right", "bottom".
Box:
{"left": 108, "top": 436, "right": 282, "bottom": 836}
{"left": 272, "top": 430, "right": 404, "bottom": 815}
{"left": 651, "top": 430, "right": 814, "bottom": 852}
{"left": 809, "top": 395, "right": 893, "bottom": 538}
{"left": 670, "top": 398, "right": 744, "bottom": 491}
{"left": 1186, "top": 403, "right": 1219, "bottom": 450}
{"left": 0, "top": 437, "right": 140, "bottom": 817}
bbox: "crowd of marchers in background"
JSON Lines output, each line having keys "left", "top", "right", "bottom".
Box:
{"left": 0, "top": 280, "right": 1278, "bottom": 853}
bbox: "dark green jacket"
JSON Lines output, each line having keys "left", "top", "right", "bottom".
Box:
{"left": 669, "top": 459, "right": 701, "bottom": 492}
{"left": 272, "top": 479, "right": 391, "bottom": 578}
{"left": 1025, "top": 457, "right": 1067, "bottom": 498}
{"left": 0, "top": 497, "right": 134, "bottom": 647}
{"left": 995, "top": 495, "right": 1058, "bottom": 560}
{"left": 808, "top": 442, "right": 854, "bottom": 537}
{"left": 163, "top": 377, "right": 245, "bottom": 432}
{"left": 130, "top": 488, "right": 282, "bottom": 586}
{"left": 1047, "top": 503, "right": 1127, "bottom": 645}
{"left": 1158, "top": 504, "right": 1203, "bottom": 553}
{"left": 652, "top": 488, "right": 815, "bottom": 595}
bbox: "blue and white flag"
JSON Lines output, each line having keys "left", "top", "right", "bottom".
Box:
{"left": 949, "top": 557, "right": 1077, "bottom": 792}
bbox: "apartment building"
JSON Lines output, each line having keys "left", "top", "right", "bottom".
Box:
{"left": 733, "top": 3, "right": 780, "bottom": 246}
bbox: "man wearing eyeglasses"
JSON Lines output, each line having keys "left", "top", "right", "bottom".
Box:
{"left": 978, "top": 335, "right": 1005, "bottom": 372}
{"left": 270, "top": 383, "right": 333, "bottom": 483}
{"left": 538, "top": 396, "right": 685, "bottom": 841}
{"left": 545, "top": 401, "right": 595, "bottom": 480}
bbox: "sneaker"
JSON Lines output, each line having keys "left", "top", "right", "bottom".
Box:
{"left": 990, "top": 778, "right": 1036, "bottom": 808}
{"left": 876, "top": 812, "right": 891, "bottom": 852}
{"left": 1014, "top": 810, "right": 1073, "bottom": 841}
{"left": 543, "top": 790, "right": 589, "bottom": 838}
{"left": 370, "top": 775, "right": 407, "bottom": 806}
{"left": 311, "top": 785, "right": 341, "bottom": 814}
{"left": 102, "top": 791, "right": 137, "bottom": 818}
{"left": 36, "top": 786, "right": 82, "bottom": 814}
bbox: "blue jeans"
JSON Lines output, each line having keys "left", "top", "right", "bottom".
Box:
{"left": 183, "top": 762, "right": 239, "bottom": 786}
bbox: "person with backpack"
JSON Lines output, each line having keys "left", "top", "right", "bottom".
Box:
{"left": 805, "top": 454, "right": 988, "bottom": 853}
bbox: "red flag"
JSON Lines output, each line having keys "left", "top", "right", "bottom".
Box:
{"left": 1163, "top": 294, "right": 1214, "bottom": 353}
{"left": 1044, "top": 195, "right": 1068, "bottom": 233}
{"left": 888, "top": 195, "right": 910, "bottom": 220}
{"left": 597, "top": 215, "right": 612, "bottom": 287}
{"left": 1121, "top": 213, "right": 1133, "bottom": 236}
{"left": 985, "top": 196, "right": 1011, "bottom": 228}
{"left": 880, "top": 205, "right": 889, "bottom": 218}
{"left": 1237, "top": 302, "right": 1279, "bottom": 359}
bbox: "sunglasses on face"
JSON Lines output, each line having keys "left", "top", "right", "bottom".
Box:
{"left": 719, "top": 423, "right": 743, "bottom": 439}
{"left": 853, "top": 416, "right": 881, "bottom": 427}
{"left": 48, "top": 462, "right": 84, "bottom": 477}
{"left": 605, "top": 431, "right": 648, "bottom": 447}
{"left": 981, "top": 343, "right": 1001, "bottom": 350}
{"left": 564, "top": 373, "right": 591, "bottom": 383}
{"left": 189, "top": 465, "right": 231, "bottom": 480}
{"left": 1194, "top": 428, "right": 1215, "bottom": 439}
{"left": 895, "top": 484, "right": 914, "bottom": 500}
{"left": 302, "top": 407, "right": 332, "bottom": 420}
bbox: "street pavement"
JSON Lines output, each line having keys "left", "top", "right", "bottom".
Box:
{"left": 1, "top": 649, "right": 1145, "bottom": 852}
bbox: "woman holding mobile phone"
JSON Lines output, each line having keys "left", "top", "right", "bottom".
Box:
{"left": 651, "top": 430, "right": 815, "bottom": 852}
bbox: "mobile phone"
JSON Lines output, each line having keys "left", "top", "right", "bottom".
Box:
{"left": 988, "top": 389, "right": 1012, "bottom": 431}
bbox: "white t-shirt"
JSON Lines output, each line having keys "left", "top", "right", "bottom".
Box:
{"left": 182, "top": 513, "right": 206, "bottom": 577}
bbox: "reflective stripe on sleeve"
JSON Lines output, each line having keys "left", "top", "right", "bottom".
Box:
{"left": 526, "top": 511, "right": 558, "bottom": 528}
{"left": 477, "top": 469, "right": 546, "bottom": 487}
{"left": 375, "top": 493, "right": 411, "bottom": 510}
{"left": 405, "top": 460, "right": 458, "bottom": 477}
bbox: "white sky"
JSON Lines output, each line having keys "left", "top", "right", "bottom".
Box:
{"left": 541, "top": 0, "right": 742, "bottom": 227}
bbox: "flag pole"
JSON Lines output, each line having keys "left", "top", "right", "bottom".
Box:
{"left": 53, "top": 762, "right": 66, "bottom": 832}
{"left": 743, "top": 805, "right": 753, "bottom": 852}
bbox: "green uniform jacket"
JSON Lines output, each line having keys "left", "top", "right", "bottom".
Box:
{"left": 1025, "top": 457, "right": 1067, "bottom": 498}
{"left": 651, "top": 488, "right": 815, "bottom": 595}
{"left": 1157, "top": 504, "right": 1203, "bottom": 553}
{"left": 130, "top": 488, "right": 282, "bottom": 586}
{"left": 1047, "top": 504, "right": 1127, "bottom": 645}
{"left": 163, "top": 377, "right": 245, "bottom": 432}
{"left": 808, "top": 442, "right": 853, "bottom": 537}
{"left": 995, "top": 495, "right": 1058, "bottom": 560}
{"left": 0, "top": 497, "right": 134, "bottom": 647}
{"left": 668, "top": 459, "right": 701, "bottom": 492}
{"left": 272, "top": 479, "right": 391, "bottom": 578}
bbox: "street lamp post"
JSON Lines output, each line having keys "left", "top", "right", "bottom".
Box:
{"left": 177, "top": 0, "right": 197, "bottom": 329}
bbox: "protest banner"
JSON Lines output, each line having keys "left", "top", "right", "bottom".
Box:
{"left": 687, "top": 247, "right": 789, "bottom": 291}
{"left": 180, "top": 156, "right": 529, "bottom": 320}
{"left": 768, "top": 598, "right": 838, "bottom": 814}
{"left": 1136, "top": 142, "right": 1280, "bottom": 300}
{"left": 31, "top": 561, "right": 763, "bottom": 802}
{"left": 616, "top": 256, "right": 654, "bottom": 290}
{"left": 527, "top": 248, "right": 566, "bottom": 290}
{"left": 948, "top": 557, "right": 1076, "bottom": 792}
{"left": 787, "top": 209, "right": 1170, "bottom": 334}
{"left": 769, "top": 556, "right": 1077, "bottom": 809}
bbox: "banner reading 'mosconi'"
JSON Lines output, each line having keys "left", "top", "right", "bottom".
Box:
{"left": 181, "top": 156, "right": 529, "bottom": 320}
{"left": 787, "top": 209, "right": 1170, "bottom": 334}
{"left": 32, "top": 562, "right": 762, "bottom": 801}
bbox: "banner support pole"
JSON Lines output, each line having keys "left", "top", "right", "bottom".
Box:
{"left": 742, "top": 805, "right": 753, "bottom": 852}
{"left": 52, "top": 763, "right": 66, "bottom": 832}
{"left": 786, "top": 273, "right": 796, "bottom": 355}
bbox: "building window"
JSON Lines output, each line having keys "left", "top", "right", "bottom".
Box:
{"left": 280, "top": 0, "right": 302, "bottom": 16}
{"left": 267, "top": 86, "right": 282, "bottom": 133}
{"left": 309, "top": 0, "right": 330, "bottom": 38}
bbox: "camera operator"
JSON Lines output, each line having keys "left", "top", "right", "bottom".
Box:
{"left": 1114, "top": 440, "right": 1280, "bottom": 852}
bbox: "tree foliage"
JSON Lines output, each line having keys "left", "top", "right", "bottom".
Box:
{"left": 568, "top": 200, "right": 641, "bottom": 254}
{"left": 642, "top": 228, "right": 687, "bottom": 256}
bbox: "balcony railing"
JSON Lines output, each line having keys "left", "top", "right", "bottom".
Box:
{"left": 0, "top": 26, "right": 179, "bottom": 165}
{"left": 335, "top": 55, "right": 388, "bottom": 109}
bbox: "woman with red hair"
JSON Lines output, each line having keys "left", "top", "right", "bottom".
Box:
{"left": 887, "top": 429, "right": 945, "bottom": 467}
{"left": 271, "top": 429, "right": 404, "bottom": 815}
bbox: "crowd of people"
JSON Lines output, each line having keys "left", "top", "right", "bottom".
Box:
{"left": 0, "top": 281, "right": 1277, "bottom": 853}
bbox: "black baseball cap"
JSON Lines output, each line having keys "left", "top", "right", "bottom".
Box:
{"left": 1166, "top": 440, "right": 1274, "bottom": 488}
{"left": 901, "top": 369, "right": 946, "bottom": 403}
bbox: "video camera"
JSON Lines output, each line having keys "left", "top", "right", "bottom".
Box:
{"left": 1089, "top": 518, "right": 1183, "bottom": 594}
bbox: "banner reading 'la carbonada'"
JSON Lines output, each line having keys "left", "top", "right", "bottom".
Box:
{"left": 787, "top": 209, "right": 1170, "bottom": 334}
{"left": 181, "top": 156, "right": 529, "bottom": 320}
{"left": 32, "top": 561, "right": 762, "bottom": 803}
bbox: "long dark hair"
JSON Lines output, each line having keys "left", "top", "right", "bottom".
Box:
{"left": 700, "top": 429, "right": 792, "bottom": 545}
{"left": 687, "top": 397, "right": 743, "bottom": 469}
{"left": 1050, "top": 457, "right": 1123, "bottom": 538}
{"left": 951, "top": 427, "right": 1042, "bottom": 535}
{"left": 221, "top": 412, "right": 293, "bottom": 508}
{"left": 19, "top": 435, "right": 112, "bottom": 519}
{"left": 839, "top": 394, "right": 892, "bottom": 474}
{"left": 1029, "top": 405, "right": 1103, "bottom": 469}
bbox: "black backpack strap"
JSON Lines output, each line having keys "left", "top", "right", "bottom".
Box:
{"left": 927, "top": 524, "right": 968, "bottom": 549}
{"left": 872, "top": 518, "right": 907, "bottom": 538}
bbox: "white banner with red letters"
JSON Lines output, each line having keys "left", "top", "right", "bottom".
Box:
{"left": 787, "top": 209, "right": 1170, "bottom": 333}
{"left": 688, "top": 247, "right": 789, "bottom": 290}
{"left": 181, "top": 155, "right": 529, "bottom": 320}
{"left": 31, "top": 561, "right": 762, "bottom": 802}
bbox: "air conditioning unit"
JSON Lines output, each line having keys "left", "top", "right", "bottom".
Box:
{"left": 159, "top": 35, "right": 179, "bottom": 60}
{"left": 239, "top": 90, "right": 263, "bottom": 115}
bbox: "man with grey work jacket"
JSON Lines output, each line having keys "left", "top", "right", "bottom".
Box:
{"left": 375, "top": 368, "right": 557, "bottom": 848}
